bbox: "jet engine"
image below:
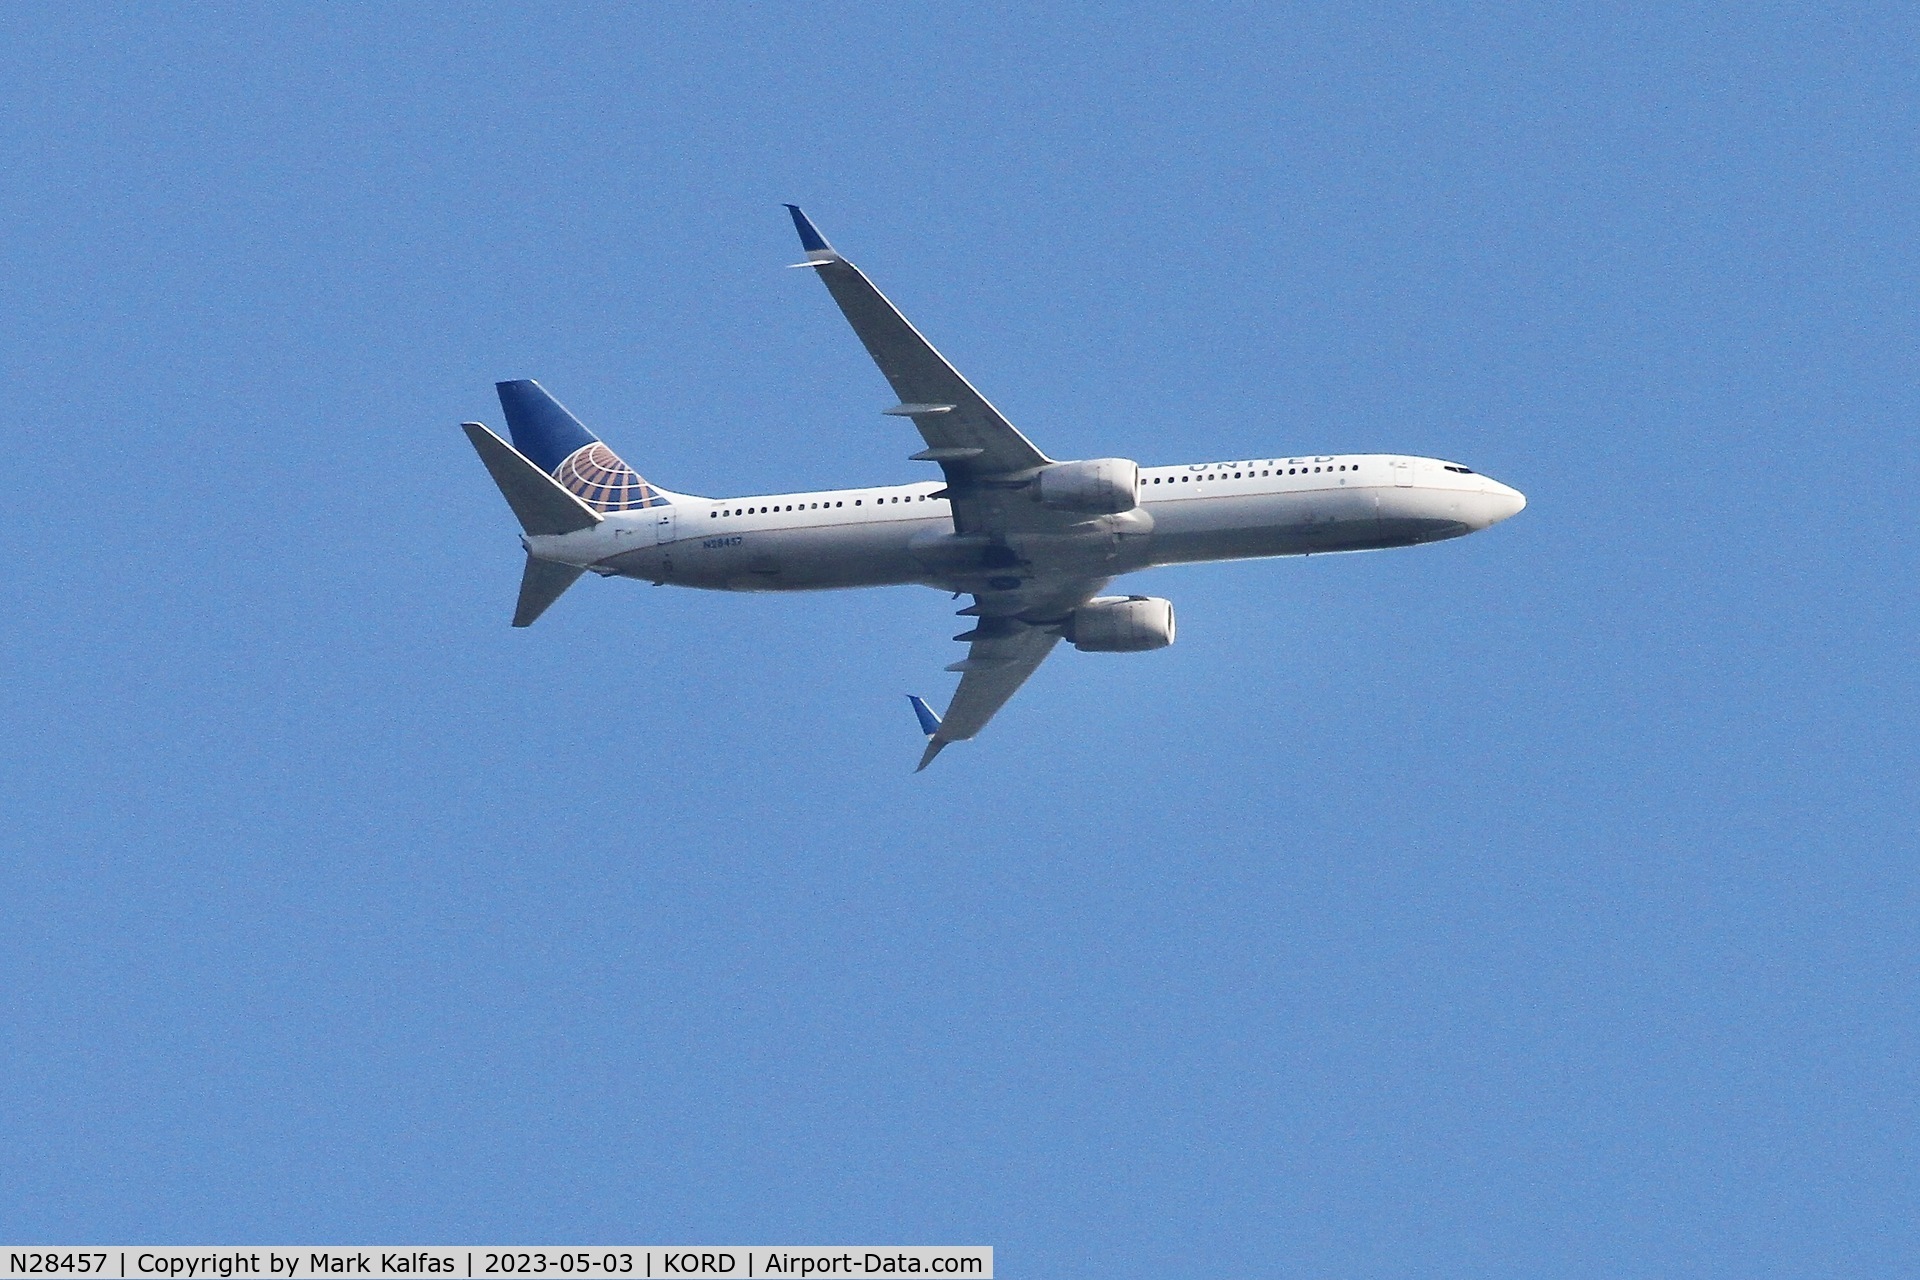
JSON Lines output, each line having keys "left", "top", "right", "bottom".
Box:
{"left": 1064, "top": 595, "right": 1176, "bottom": 652}
{"left": 1036, "top": 458, "right": 1140, "bottom": 515}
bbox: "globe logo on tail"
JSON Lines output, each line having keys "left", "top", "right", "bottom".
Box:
{"left": 553, "top": 442, "right": 668, "bottom": 511}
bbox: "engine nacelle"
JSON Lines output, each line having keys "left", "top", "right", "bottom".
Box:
{"left": 1065, "top": 596, "right": 1176, "bottom": 653}
{"left": 1036, "top": 458, "right": 1140, "bottom": 515}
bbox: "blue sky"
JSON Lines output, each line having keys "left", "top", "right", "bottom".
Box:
{"left": 2, "top": 4, "right": 1914, "bottom": 1274}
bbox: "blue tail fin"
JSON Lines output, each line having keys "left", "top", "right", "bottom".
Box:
{"left": 495, "top": 379, "right": 669, "bottom": 511}
{"left": 497, "top": 380, "right": 595, "bottom": 470}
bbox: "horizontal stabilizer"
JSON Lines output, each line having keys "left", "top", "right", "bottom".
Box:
{"left": 514, "top": 555, "right": 585, "bottom": 627}
{"left": 461, "top": 422, "right": 602, "bottom": 536}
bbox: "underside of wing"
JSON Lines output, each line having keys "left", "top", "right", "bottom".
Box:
{"left": 915, "top": 575, "right": 1109, "bottom": 770}
{"left": 785, "top": 206, "right": 1051, "bottom": 481}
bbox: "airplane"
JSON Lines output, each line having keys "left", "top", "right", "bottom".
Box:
{"left": 462, "top": 206, "right": 1526, "bottom": 769}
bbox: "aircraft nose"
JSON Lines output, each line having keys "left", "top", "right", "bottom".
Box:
{"left": 1485, "top": 480, "right": 1526, "bottom": 525}
{"left": 1458, "top": 477, "right": 1526, "bottom": 530}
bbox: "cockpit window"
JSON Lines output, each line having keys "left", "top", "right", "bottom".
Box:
{"left": 1443, "top": 464, "right": 1475, "bottom": 474}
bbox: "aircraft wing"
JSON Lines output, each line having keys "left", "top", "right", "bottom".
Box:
{"left": 782, "top": 208, "right": 1112, "bottom": 766}
{"left": 785, "top": 205, "right": 1051, "bottom": 479}
{"left": 915, "top": 575, "right": 1108, "bottom": 770}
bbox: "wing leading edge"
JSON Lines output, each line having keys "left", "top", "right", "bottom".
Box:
{"left": 784, "top": 205, "right": 1051, "bottom": 478}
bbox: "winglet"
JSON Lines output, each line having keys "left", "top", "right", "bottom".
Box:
{"left": 908, "top": 694, "right": 942, "bottom": 736}
{"left": 908, "top": 694, "right": 947, "bottom": 772}
{"left": 785, "top": 204, "right": 832, "bottom": 251}
{"left": 784, "top": 204, "right": 842, "bottom": 266}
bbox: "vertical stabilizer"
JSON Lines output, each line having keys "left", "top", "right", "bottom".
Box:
{"left": 498, "top": 379, "right": 598, "bottom": 470}
{"left": 496, "top": 380, "right": 670, "bottom": 513}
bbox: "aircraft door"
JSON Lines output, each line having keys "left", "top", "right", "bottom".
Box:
{"left": 1393, "top": 459, "right": 1414, "bottom": 487}
{"left": 653, "top": 506, "right": 676, "bottom": 545}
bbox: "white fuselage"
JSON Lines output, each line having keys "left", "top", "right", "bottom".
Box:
{"left": 526, "top": 452, "right": 1526, "bottom": 594}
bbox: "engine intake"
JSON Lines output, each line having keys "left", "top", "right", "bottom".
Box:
{"left": 1036, "top": 458, "right": 1140, "bottom": 514}
{"left": 1065, "top": 595, "right": 1176, "bottom": 652}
